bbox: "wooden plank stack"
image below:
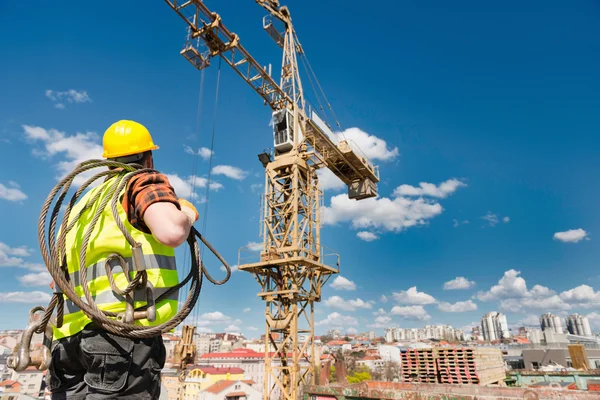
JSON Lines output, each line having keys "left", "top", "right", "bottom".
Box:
{"left": 436, "top": 347, "right": 505, "bottom": 385}
{"left": 400, "top": 347, "right": 506, "bottom": 386}
{"left": 400, "top": 348, "right": 438, "bottom": 383}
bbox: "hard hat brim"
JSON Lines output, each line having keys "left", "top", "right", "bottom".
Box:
{"left": 102, "top": 145, "right": 159, "bottom": 159}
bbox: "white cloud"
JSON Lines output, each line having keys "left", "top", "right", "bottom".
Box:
{"left": 0, "top": 291, "right": 51, "bottom": 303}
{"left": 554, "top": 229, "right": 589, "bottom": 243}
{"left": 367, "top": 315, "right": 392, "bottom": 329}
{"left": 443, "top": 277, "right": 476, "bottom": 290}
{"left": 316, "top": 169, "right": 345, "bottom": 192}
{"left": 390, "top": 305, "right": 431, "bottom": 321}
{"left": 438, "top": 300, "right": 478, "bottom": 313}
{"left": 500, "top": 295, "right": 571, "bottom": 313}
{"left": 184, "top": 145, "right": 214, "bottom": 160}
{"left": 329, "top": 276, "right": 356, "bottom": 291}
{"left": 248, "top": 326, "right": 259, "bottom": 331}
{"left": 346, "top": 327, "right": 359, "bottom": 334}
{"left": 211, "top": 165, "right": 248, "bottom": 180}
{"left": 587, "top": 312, "right": 600, "bottom": 330}
{"left": 243, "top": 308, "right": 251, "bottom": 312}
{"left": 380, "top": 295, "right": 388, "bottom": 303}
{"left": 246, "top": 241, "right": 263, "bottom": 252}
{"left": 476, "top": 269, "right": 579, "bottom": 313}
{"left": 165, "top": 173, "right": 223, "bottom": 201}
{"left": 393, "top": 179, "right": 466, "bottom": 199}
{"left": 18, "top": 271, "right": 52, "bottom": 287}
{"left": 336, "top": 128, "right": 399, "bottom": 161}
{"left": 503, "top": 217, "right": 510, "bottom": 223}
{"left": 453, "top": 219, "right": 469, "bottom": 227}
{"left": 196, "top": 327, "right": 215, "bottom": 333}
{"left": 45, "top": 89, "right": 91, "bottom": 109}
{"left": 475, "top": 269, "right": 529, "bottom": 301}
{"left": 323, "top": 179, "right": 466, "bottom": 233}
{"left": 22, "top": 125, "right": 103, "bottom": 186}
{"left": 0, "top": 181, "right": 27, "bottom": 202}
{"left": 356, "top": 231, "right": 378, "bottom": 242}
{"left": 559, "top": 285, "right": 600, "bottom": 308}
{"left": 392, "top": 286, "right": 436, "bottom": 305}
{"left": 323, "top": 194, "right": 442, "bottom": 232}
{"left": 482, "top": 211, "right": 499, "bottom": 227}
{"left": 199, "top": 311, "right": 231, "bottom": 324}
{"left": 220, "top": 265, "right": 239, "bottom": 273}
{"left": 0, "top": 243, "right": 33, "bottom": 258}
{"left": 518, "top": 315, "right": 541, "bottom": 327}
{"left": 324, "top": 296, "right": 373, "bottom": 311}
{"left": 0, "top": 242, "right": 45, "bottom": 272}
{"left": 225, "top": 325, "right": 241, "bottom": 333}
{"left": 373, "top": 308, "right": 387, "bottom": 316}
{"left": 316, "top": 312, "right": 359, "bottom": 327}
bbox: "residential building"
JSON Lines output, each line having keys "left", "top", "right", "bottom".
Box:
{"left": 356, "top": 355, "right": 385, "bottom": 371}
{"left": 471, "top": 325, "right": 484, "bottom": 341}
{"left": 0, "top": 380, "right": 21, "bottom": 394}
{"left": 11, "top": 367, "right": 45, "bottom": 398}
{"left": 324, "top": 340, "right": 352, "bottom": 353}
{"left": 195, "top": 334, "right": 212, "bottom": 355}
{"left": 385, "top": 325, "right": 464, "bottom": 342}
{"left": 209, "top": 339, "right": 222, "bottom": 353}
{"left": 566, "top": 313, "right": 593, "bottom": 336}
{"left": 196, "top": 348, "right": 305, "bottom": 399}
{"left": 326, "top": 329, "right": 341, "bottom": 339}
{"left": 481, "top": 311, "right": 510, "bottom": 341}
{"left": 182, "top": 366, "right": 245, "bottom": 398}
{"left": 161, "top": 368, "right": 183, "bottom": 400}
{"left": 199, "top": 379, "right": 261, "bottom": 400}
{"left": 540, "top": 312, "right": 564, "bottom": 334}
{"left": 377, "top": 344, "right": 401, "bottom": 364}
{"left": 523, "top": 348, "right": 600, "bottom": 370}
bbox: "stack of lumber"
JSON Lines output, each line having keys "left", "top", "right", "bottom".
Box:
{"left": 400, "top": 348, "right": 438, "bottom": 383}
{"left": 436, "top": 347, "right": 506, "bottom": 385}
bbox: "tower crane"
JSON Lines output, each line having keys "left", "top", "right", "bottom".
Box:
{"left": 164, "top": 1, "right": 380, "bottom": 399}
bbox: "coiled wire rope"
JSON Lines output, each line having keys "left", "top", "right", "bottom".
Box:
{"left": 34, "top": 158, "right": 232, "bottom": 339}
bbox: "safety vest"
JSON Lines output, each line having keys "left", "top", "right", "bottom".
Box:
{"left": 53, "top": 174, "right": 179, "bottom": 340}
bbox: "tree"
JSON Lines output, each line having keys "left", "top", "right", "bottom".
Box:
{"left": 347, "top": 366, "right": 372, "bottom": 384}
{"left": 329, "top": 365, "right": 336, "bottom": 383}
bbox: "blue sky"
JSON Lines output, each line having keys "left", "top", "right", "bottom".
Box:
{"left": 1, "top": 0, "right": 600, "bottom": 338}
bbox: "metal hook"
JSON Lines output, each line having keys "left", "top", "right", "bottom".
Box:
{"left": 7, "top": 307, "right": 53, "bottom": 372}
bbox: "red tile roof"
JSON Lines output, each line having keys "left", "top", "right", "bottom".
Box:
{"left": 361, "top": 355, "right": 381, "bottom": 361}
{"left": 204, "top": 380, "right": 254, "bottom": 394}
{"left": 0, "top": 380, "right": 21, "bottom": 388}
{"left": 226, "top": 392, "right": 247, "bottom": 397}
{"left": 195, "top": 367, "right": 244, "bottom": 375}
{"left": 200, "top": 351, "right": 293, "bottom": 359}
{"left": 326, "top": 340, "right": 350, "bottom": 346}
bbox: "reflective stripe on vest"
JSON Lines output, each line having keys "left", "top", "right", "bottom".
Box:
{"left": 54, "top": 174, "right": 179, "bottom": 340}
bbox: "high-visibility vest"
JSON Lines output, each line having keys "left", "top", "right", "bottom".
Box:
{"left": 53, "top": 174, "right": 179, "bottom": 340}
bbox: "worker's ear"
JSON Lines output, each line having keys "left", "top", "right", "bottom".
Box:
{"left": 143, "top": 151, "right": 154, "bottom": 169}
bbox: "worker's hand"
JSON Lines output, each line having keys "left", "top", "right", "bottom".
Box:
{"left": 179, "top": 198, "right": 199, "bottom": 224}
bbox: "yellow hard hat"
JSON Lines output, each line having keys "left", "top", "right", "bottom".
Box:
{"left": 102, "top": 120, "right": 159, "bottom": 159}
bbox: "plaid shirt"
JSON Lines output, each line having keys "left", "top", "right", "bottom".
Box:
{"left": 121, "top": 171, "right": 181, "bottom": 234}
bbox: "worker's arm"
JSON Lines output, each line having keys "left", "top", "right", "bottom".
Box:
{"left": 143, "top": 199, "right": 198, "bottom": 248}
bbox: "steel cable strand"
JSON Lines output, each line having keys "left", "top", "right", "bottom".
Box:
{"left": 38, "top": 159, "right": 231, "bottom": 339}
{"left": 35, "top": 162, "right": 123, "bottom": 333}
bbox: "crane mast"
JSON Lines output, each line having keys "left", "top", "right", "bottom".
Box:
{"left": 164, "top": 1, "right": 380, "bottom": 399}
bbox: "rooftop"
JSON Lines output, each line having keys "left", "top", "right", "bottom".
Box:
{"left": 204, "top": 379, "right": 255, "bottom": 394}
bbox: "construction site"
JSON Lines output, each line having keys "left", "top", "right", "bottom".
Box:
{"left": 1, "top": 1, "right": 599, "bottom": 400}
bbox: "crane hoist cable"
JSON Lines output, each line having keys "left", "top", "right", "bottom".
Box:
{"left": 7, "top": 159, "right": 232, "bottom": 372}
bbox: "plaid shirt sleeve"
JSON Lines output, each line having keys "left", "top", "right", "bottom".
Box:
{"left": 123, "top": 172, "right": 181, "bottom": 234}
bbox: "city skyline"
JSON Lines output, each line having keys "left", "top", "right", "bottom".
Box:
{"left": 1, "top": 1, "right": 599, "bottom": 337}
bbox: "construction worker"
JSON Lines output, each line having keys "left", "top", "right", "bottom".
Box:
{"left": 46, "top": 120, "right": 198, "bottom": 399}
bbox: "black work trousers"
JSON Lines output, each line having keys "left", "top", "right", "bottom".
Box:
{"left": 47, "top": 324, "right": 166, "bottom": 399}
